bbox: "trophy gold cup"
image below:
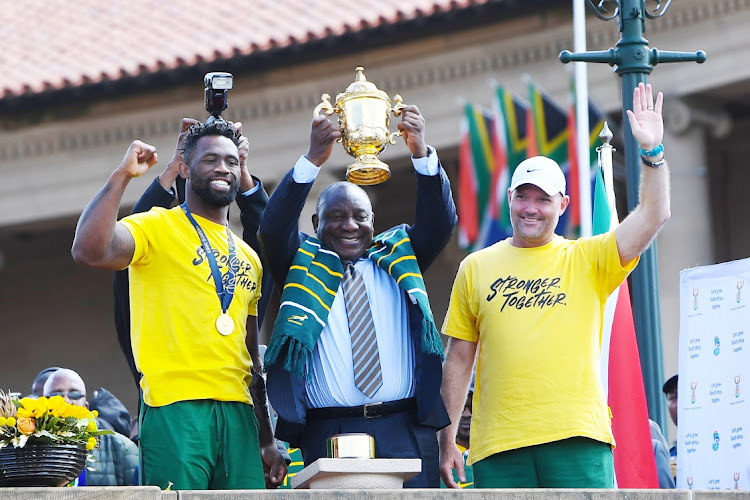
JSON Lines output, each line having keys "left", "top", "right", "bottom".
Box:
{"left": 313, "top": 67, "right": 407, "bottom": 185}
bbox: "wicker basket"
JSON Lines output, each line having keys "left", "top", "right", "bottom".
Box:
{"left": 0, "top": 442, "right": 87, "bottom": 487}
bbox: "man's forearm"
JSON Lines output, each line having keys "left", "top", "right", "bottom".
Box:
{"left": 72, "top": 169, "right": 132, "bottom": 267}
{"left": 438, "top": 338, "right": 476, "bottom": 448}
{"left": 259, "top": 169, "right": 313, "bottom": 285}
{"left": 638, "top": 158, "right": 671, "bottom": 227}
{"left": 410, "top": 166, "right": 458, "bottom": 270}
{"left": 250, "top": 373, "right": 275, "bottom": 447}
{"left": 616, "top": 158, "right": 671, "bottom": 264}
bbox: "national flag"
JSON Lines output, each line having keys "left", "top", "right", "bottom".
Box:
{"left": 485, "top": 86, "right": 528, "bottom": 246}
{"left": 457, "top": 103, "right": 495, "bottom": 250}
{"left": 567, "top": 77, "right": 608, "bottom": 237}
{"left": 593, "top": 155, "right": 659, "bottom": 488}
{"left": 527, "top": 81, "right": 570, "bottom": 233}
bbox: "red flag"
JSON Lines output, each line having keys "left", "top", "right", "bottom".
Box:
{"left": 609, "top": 280, "right": 660, "bottom": 487}
{"left": 457, "top": 112, "right": 479, "bottom": 247}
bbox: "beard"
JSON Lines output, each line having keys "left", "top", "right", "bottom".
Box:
{"left": 190, "top": 176, "right": 239, "bottom": 208}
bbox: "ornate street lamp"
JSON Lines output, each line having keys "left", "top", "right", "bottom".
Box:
{"left": 560, "top": 0, "right": 706, "bottom": 432}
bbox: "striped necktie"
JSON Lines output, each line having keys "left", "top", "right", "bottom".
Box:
{"left": 342, "top": 263, "right": 383, "bottom": 398}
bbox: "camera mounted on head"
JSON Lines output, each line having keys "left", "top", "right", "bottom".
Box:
{"left": 204, "top": 72, "right": 233, "bottom": 123}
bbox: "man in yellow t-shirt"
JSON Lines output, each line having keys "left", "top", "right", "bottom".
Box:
{"left": 439, "top": 83, "right": 671, "bottom": 488}
{"left": 72, "top": 120, "right": 286, "bottom": 490}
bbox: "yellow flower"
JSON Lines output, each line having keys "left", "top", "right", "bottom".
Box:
{"left": 86, "top": 419, "right": 98, "bottom": 432}
{"left": 6, "top": 417, "right": 16, "bottom": 427}
{"left": 86, "top": 437, "right": 97, "bottom": 451}
{"left": 19, "top": 397, "right": 48, "bottom": 418}
{"left": 15, "top": 407, "right": 34, "bottom": 419}
{"left": 61, "top": 404, "right": 90, "bottom": 420}
{"left": 17, "top": 417, "right": 36, "bottom": 436}
{"left": 0, "top": 417, "right": 6, "bottom": 426}
{"left": 46, "top": 396, "right": 67, "bottom": 417}
{"left": 92, "top": 410, "right": 99, "bottom": 418}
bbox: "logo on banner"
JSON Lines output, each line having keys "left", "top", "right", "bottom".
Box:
{"left": 735, "top": 472, "right": 740, "bottom": 490}
{"left": 693, "top": 287, "right": 699, "bottom": 310}
{"left": 738, "top": 280, "right": 744, "bottom": 303}
{"left": 714, "top": 336, "right": 721, "bottom": 356}
{"left": 713, "top": 431, "right": 720, "bottom": 451}
{"left": 691, "top": 380, "right": 698, "bottom": 404}
{"left": 737, "top": 374, "right": 742, "bottom": 398}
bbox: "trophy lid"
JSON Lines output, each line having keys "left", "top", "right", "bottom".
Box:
{"left": 344, "top": 67, "right": 382, "bottom": 95}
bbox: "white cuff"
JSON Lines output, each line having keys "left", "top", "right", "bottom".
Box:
{"left": 292, "top": 155, "right": 321, "bottom": 184}
{"left": 411, "top": 146, "right": 439, "bottom": 176}
{"left": 241, "top": 183, "right": 261, "bottom": 196}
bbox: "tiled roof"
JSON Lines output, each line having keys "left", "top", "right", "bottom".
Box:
{"left": 1, "top": 0, "right": 496, "bottom": 99}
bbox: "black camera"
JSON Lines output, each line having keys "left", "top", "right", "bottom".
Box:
{"left": 204, "top": 72, "right": 233, "bottom": 122}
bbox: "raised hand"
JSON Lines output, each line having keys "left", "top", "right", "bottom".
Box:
{"left": 159, "top": 118, "right": 199, "bottom": 190}
{"left": 305, "top": 115, "right": 341, "bottom": 167}
{"left": 118, "top": 140, "right": 158, "bottom": 178}
{"left": 170, "top": 118, "right": 200, "bottom": 167}
{"left": 626, "top": 82, "right": 664, "bottom": 152}
{"left": 233, "top": 121, "right": 256, "bottom": 191}
{"left": 397, "top": 105, "right": 428, "bottom": 158}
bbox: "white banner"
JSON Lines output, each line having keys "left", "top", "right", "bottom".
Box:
{"left": 678, "top": 257, "right": 750, "bottom": 490}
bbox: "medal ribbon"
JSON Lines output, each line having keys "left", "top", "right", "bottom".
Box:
{"left": 181, "top": 203, "right": 238, "bottom": 314}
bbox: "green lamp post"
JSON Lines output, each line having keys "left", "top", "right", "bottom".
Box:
{"left": 560, "top": 0, "right": 706, "bottom": 433}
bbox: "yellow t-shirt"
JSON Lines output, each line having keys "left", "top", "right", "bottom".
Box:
{"left": 442, "top": 232, "right": 637, "bottom": 465}
{"left": 120, "top": 207, "right": 262, "bottom": 407}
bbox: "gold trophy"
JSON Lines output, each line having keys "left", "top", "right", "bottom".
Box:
{"left": 314, "top": 67, "right": 407, "bottom": 185}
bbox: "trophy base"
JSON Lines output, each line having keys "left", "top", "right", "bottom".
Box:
{"left": 346, "top": 156, "right": 391, "bottom": 185}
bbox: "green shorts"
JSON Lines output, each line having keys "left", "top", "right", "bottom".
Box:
{"left": 140, "top": 399, "right": 264, "bottom": 490}
{"left": 473, "top": 437, "right": 614, "bottom": 488}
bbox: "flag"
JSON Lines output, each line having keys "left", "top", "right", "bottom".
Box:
{"left": 567, "top": 77, "right": 608, "bottom": 237}
{"left": 485, "top": 86, "right": 528, "bottom": 246}
{"left": 527, "top": 81, "right": 572, "bottom": 234}
{"left": 457, "top": 103, "right": 495, "bottom": 250}
{"left": 593, "top": 161, "right": 659, "bottom": 488}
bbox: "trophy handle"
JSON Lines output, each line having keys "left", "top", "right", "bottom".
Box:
{"left": 391, "top": 94, "right": 407, "bottom": 116}
{"left": 313, "top": 93, "right": 336, "bottom": 117}
{"left": 388, "top": 94, "right": 408, "bottom": 144}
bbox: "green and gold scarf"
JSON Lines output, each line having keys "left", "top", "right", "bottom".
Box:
{"left": 264, "top": 228, "right": 444, "bottom": 377}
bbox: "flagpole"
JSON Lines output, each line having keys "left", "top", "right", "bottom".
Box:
{"left": 573, "top": 0, "right": 592, "bottom": 237}
{"left": 598, "top": 121, "right": 618, "bottom": 224}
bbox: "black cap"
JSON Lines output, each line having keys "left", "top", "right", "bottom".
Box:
{"left": 34, "top": 366, "right": 61, "bottom": 380}
{"left": 662, "top": 374, "right": 678, "bottom": 394}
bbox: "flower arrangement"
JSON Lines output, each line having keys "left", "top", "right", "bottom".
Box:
{"left": 0, "top": 390, "right": 111, "bottom": 451}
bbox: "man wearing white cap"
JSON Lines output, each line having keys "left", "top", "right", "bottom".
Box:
{"left": 439, "top": 83, "right": 671, "bottom": 488}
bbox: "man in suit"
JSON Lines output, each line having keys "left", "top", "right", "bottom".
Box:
{"left": 261, "top": 105, "right": 457, "bottom": 487}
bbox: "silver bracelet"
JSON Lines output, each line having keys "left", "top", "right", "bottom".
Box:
{"left": 641, "top": 156, "right": 666, "bottom": 168}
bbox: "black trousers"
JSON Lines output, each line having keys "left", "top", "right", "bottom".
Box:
{"left": 300, "top": 408, "right": 440, "bottom": 488}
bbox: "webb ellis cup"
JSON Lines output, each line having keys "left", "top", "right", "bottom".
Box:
{"left": 314, "top": 67, "right": 407, "bottom": 185}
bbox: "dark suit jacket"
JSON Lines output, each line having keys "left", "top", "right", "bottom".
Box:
{"left": 259, "top": 163, "right": 457, "bottom": 446}
{"left": 113, "top": 176, "right": 271, "bottom": 389}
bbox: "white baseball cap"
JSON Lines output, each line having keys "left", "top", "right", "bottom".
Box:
{"left": 509, "top": 156, "right": 566, "bottom": 196}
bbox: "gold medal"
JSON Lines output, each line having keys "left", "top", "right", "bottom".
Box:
{"left": 216, "top": 312, "right": 234, "bottom": 336}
